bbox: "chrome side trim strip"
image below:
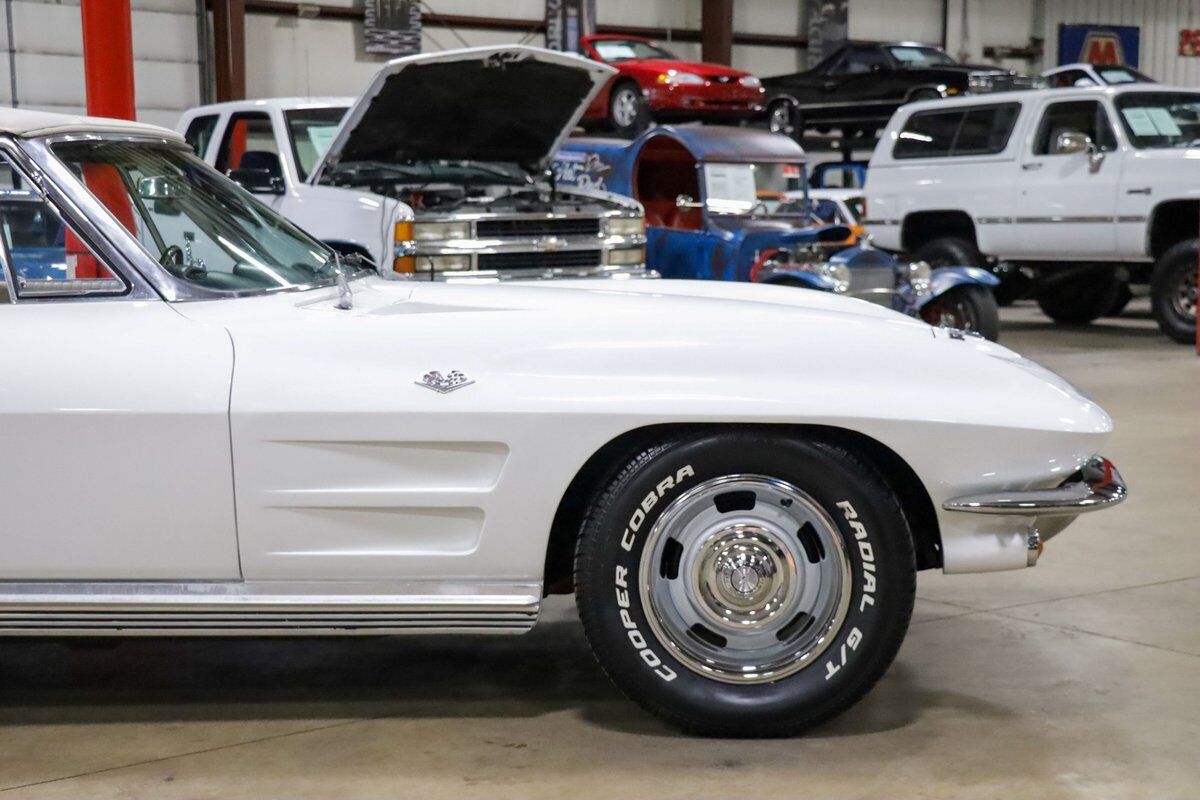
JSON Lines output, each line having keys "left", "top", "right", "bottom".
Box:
{"left": 942, "top": 456, "right": 1126, "bottom": 517}
{"left": 0, "top": 580, "right": 540, "bottom": 636}
{"left": 860, "top": 218, "right": 899, "bottom": 226}
{"left": 1011, "top": 215, "right": 1114, "bottom": 225}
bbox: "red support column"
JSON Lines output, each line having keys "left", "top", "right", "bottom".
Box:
{"left": 81, "top": 0, "right": 137, "bottom": 120}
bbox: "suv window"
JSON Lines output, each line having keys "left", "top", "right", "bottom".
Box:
{"left": 183, "top": 115, "right": 219, "bottom": 159}
{"left": 893, "top": 103, "right": 1020, "bottom": 159}
{"left": 1033, "top": 100, "right": 1117, "bottom": 154}
{"left": 1048, "top": 70, "right": 1094, "bottom": 88}
{"left": 0, "top": 154, "right": 125, "bottom": 299}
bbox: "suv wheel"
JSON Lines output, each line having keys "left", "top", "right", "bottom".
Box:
{"left": 574, "top": 432, "right": 916, "bottom": 737}
{"left": 1150, "top": 239, "right": 1199, "bottom": 344}
{"left": 1035, "top": 266, "right": 1124, "bottom": 325}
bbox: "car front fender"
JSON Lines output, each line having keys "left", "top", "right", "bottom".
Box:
{"left": 911, "top": 266, "right": 1000, "bottom": 310}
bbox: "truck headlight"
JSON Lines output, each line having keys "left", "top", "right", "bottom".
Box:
{"left": 414, "top": 221, "right": 471, "bottom": 242}
{"left": 605, "top": 216, "right": 645, "bottom": 238}
{"left": 608, "top": 247, "right": 644, "bottom": 266}
{"left": 421, "top": 254, "right": 472, "bottom": 272}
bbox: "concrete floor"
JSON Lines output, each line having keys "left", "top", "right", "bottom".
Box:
{"left": 0, "top": 299, "right": 1197, "bottom": 799}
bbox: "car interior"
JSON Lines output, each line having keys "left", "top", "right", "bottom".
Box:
{"left": 633, "top": 136, "right": 702, "bottom": 230}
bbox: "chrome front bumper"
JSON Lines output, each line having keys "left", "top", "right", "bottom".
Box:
{"left": 942, "top": 456, "right": 1126, "bottom": 566}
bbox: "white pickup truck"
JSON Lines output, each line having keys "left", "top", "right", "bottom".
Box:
{"left": 177, "top": 46, "right": 647, "bottom": 282}
{"left": 866, "top": 84, "right": 1199, "bottom": 343}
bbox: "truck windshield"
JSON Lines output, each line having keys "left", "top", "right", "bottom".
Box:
{"left": 1115, "top": 92, "right": 1200, "bottom": 148}
{"left": 286, "top": 107, "right": 348, "bottom": 180}
{"left": 51, "top": 140, "right": 344, "bottom": 294}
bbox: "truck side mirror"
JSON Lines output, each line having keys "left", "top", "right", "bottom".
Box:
{"left": 1054, "top": 130, "right": 1105, "bottom": 172}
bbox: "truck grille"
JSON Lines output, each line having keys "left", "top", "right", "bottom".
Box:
{"left": 475, "top": 218, "right": 602, "bottom": 238}
{"left": 477, "top": 250, "right": 602, "bottom": 271}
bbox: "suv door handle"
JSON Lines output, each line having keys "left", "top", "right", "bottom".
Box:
{"left": 1021, "top": 162, "right": 1043, "bottom": 171}
{"left": 1125, "top": 187, "right": 1152, "bottom": 195}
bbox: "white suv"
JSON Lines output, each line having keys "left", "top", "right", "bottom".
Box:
{"left": 866, "top": 84, "right": 1199, "bottom": 343}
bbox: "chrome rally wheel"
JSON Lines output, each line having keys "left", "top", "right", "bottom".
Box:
{"left": 573, "top": 433, "right": 917, "bottom": 737}
{"left": 640, "top": 476, "right": 851, "bottom": 683}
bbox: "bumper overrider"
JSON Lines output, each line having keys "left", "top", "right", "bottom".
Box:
{"left": 943, "top": 456, "right": 1126, "bottom": 567}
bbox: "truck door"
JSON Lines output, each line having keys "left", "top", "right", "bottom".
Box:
{"left": 1011, "top": 98, "right": 1121, "bottom": 259}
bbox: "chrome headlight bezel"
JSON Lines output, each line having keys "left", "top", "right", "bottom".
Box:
{"left": 907, "top": 260, "right": 933, "bottom": 294}
{"left": 605, "top": 216, "right": 645, "bottom": 238}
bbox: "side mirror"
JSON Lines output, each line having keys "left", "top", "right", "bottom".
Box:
{"left": 227, "top": 168, "right": 284, "bottom": 195}
{"left": 1054, "top": 130, "right": 1105, "bottom": 172}
{"left": 675, "top": 194, "right": 704, "bottom": 210}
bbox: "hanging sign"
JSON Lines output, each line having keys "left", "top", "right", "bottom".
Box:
{"left": 364, "top": 0, "right": 421, "bottom": 56}
{"left": 545, "top": 0, "right": 596, "bottom": 54}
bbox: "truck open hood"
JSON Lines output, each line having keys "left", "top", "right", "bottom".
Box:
{"left": 313, "top": 45, "right": 615, "bottom": 178}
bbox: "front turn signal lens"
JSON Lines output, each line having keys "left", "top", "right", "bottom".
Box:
{"left": 394, "top": 220, "right": 413, "bottom": 243}
{"left": 393, "top": 256, "right": 415, "bottom": 274}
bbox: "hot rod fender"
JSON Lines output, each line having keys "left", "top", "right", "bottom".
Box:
{"left": 912, "top": 266, "right": 1000, "bottom": 310}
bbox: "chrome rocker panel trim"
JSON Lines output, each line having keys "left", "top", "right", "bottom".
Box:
{"left": 941, "top": 456, "right": 1126, "bottom": 517}
{"left": 0, "top": 580, "right": 540, "bottom": 636}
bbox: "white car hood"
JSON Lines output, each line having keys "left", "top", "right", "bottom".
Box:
{"left": 313, "top": 45, "right": 615, "bottom": 177}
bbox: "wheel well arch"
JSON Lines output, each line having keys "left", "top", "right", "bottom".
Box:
{"left": 904, "top": 85, "right": 948, "bottom": 102}
{"left": 1147, "top": 200, "right": 1200, "bottom": 260}
{"left": 901, "top": 210, "right": 977, "bottom": 254}
{"left": 542, "top": 423, "right": 943, "bottom": 595}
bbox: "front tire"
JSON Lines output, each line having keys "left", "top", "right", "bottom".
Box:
{"left": 767, "top": 100, "right": 796, "bottom": 137}
{"left": 608, "top": 82, "right": 648, "bottom": 138}
{"left": 1035, "top": 266, "right": 1123, "bottom": 325}
{"left": 574, "top": 432, "right": 916, "bottom": 737}
{"left": 920, "top": 284, "right": 1001, "bottom": 341}
{"left": 1150, "top": 239, "right": 1198, "bottom": 344}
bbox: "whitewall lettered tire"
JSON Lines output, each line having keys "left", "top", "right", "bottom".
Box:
{"left": 574, "top": 432, "right": 916, "bottom": 737}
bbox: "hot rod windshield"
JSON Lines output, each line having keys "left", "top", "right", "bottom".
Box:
{"left": 51, "top": 139, "right": 342, "bottom": 294}
{"left": 703, "top": 161, "right": 802, "bottom": 215}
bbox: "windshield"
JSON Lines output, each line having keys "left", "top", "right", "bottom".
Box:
{"left": 1114, "top": 92, "right": 1200, "bottom": 149}
{"left": 592, "top": 38, "right": 678, "bottom": 62}
{"left": 51, "top": 140, "right": 340, "bottom": 294}
{"left": 286, "top": 106, "right": 348, "bottom": 181}
{"left": 703, "top": 162, "right": 801, "bottom": 215}
{"left": 1098, "top": 66, "right": 1152, "bottom": 85}
{"left": 886, "top": 45, "right": 957, "bottom": 68}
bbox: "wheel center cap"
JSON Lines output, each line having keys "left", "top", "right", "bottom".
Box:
{"left": 729, "top": 564, "right": 761, "bottom": 596}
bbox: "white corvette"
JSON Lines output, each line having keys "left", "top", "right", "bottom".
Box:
{"left": 0, "top": 109, "right": 1125, "bottom": 736}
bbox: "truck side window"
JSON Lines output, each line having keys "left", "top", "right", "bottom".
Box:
{"left": 183, "top": 115, "right": 218, "bottom": 159}
{"left": 953, "top": 103, "right": 1021, "bottom": 155}
{"left": 1034, "top": 100, "right": 1117, "bottom": 154}
{"left": 215, "top": 112, "right": 282, "bottom": 175}
{"left": 894, "top": 110, "right": 961, "bottom": 158}
{"left": 831, "top": 48, "right": 886, "bottom": 76}
{"left": 895, "top": 104, "right": 1020, "bottom": 160}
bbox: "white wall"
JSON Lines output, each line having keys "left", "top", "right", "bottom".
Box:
{"left": 0, "top": 0, "right": 202, "bottom": 127}
{"left": 1045, "top": 0, "right": 1200, "bottom": 85}
{"left": 246, "top": 0, "right": 805, "bottom": 100}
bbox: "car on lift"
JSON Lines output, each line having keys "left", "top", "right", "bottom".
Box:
{"left": 578, "top": 34, "right": 765, "bottom": 137}
{"left": 761, "top": 40, "right": 1038, "bottom": 138}
{"left": 0, "top": 106, "right": 1126, "bottom": 738}
{"left": 178, "top": 46, "right": 648, "bottom": 282}
{"left": 554, "top": 125, "right": 1001, "bottom": 339}
{"left": 1042, "top": 62, "right": 1155, "bottom": 88}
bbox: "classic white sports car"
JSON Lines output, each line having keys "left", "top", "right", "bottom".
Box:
{"left": 0, "top": 109, "right": 1125, "bottom": 737}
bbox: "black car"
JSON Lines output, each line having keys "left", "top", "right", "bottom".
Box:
{"left": 762, "top": 41, "right": 1037, "bottom": 138}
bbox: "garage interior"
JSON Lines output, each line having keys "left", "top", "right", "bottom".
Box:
{"left": 0, "top": 0, "right": 1198, "bottom": 797}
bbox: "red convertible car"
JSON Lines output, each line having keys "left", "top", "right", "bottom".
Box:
{"left": 579, "top": 34, "right": 765, "bottom": 136}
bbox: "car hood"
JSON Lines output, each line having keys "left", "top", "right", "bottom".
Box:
{"left": 313, "top": 45, "right": 615, "bottom": 177}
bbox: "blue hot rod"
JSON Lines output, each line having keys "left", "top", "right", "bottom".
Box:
{"left": 553, "top": 125, "right": 1001, "bottom": 340}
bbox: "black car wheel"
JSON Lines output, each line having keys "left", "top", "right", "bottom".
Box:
{"left": 608, "top": 82, "right": 647, "bottom": 138}
{"left": 574, "top": 432, "right": 916, "bottom": 737}
{"left": 1150, "top": 239, "right": 1199, "bottom": 344}
{"left": 1035, "top": 266, "right": 1124, "bottom": 325}
{"left": 920, "top": 284, "right": 1001, "bottom": 341}
{"left": 767, "top": 100, "right": 796, "bottom": 136}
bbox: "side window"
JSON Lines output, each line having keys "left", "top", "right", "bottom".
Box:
{"left": 0, "top": 154, "right": 125, "bottom": 299}
{"left": 183, "top": 115, "right": 219, "bottom": 159}
{"left": 952, "top": 103, "right": 1021, "bottom": 155}
{"left": 830, "top": 48, "right": 886, "bottom": 76}
{"left": 1034, "top": 100, "right": 1117, "bottom": 155}
{"left": 894, "top": 104, "right": 1021, "bottom": 159}
{"left": 894, "top": 110, "right": 962, "bottom": 158}
{"left": 214, "top": 112, "right": 282, "bottom": 178}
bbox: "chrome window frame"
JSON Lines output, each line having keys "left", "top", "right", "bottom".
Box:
{"left": 20, "top": 132, "right": 347, "bottom": 302}
{"left": 0, "top": 135, "right": 151, "bottom": 303}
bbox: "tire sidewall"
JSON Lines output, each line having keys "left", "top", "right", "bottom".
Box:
{"left": 1151, "top": 240, "right": 1198, "bottom": 344}
{"left": 609, "top": 83, "right": 643, "bottom": 137}
{"left": 922, "top": 284, "right": 1001, "bottom": 341}
{"left": 577, "top": 434, "right": 914, "bottom": 732}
